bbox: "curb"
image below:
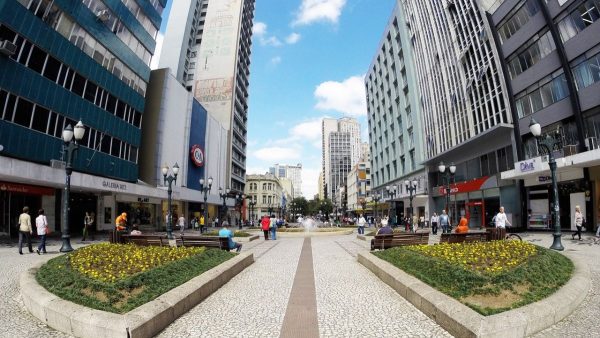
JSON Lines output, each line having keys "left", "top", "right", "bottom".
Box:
{"left": 21, "top": 252, "right": 254, "bottom": 338}
{"left": 235, "top": 235, "right": 259, "bottom": 242}
{"left": 358, "top": 249, "right": 589, "bottom": 337}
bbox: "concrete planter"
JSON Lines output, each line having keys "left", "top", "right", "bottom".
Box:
{"left": 21, "top": 252, "right": 254, "bottom": 338}
{"left": 358, "top": 251, "right": 589, "bottom": 338}
{"left": 235, "top": 235, "right": 259, "bottom": 242}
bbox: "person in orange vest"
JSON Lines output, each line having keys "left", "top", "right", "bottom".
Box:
{"left": 115, "top": 212, "right": 127, "bottom": 231}
{"left": 455, "top": 216, "right": 469, "bottom": 234}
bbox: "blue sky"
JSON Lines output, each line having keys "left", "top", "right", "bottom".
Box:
{"left": 156, "top": 0, "right": 396, "bottom": 198}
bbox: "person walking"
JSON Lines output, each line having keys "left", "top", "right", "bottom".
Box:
{"left": 270, "top": 214, "right": 277, "bottom": 240}
{"left": 495, "top": 206, "right": 512, "bottom": 239}
{"left": 261, "top": 215, "right": 270, "bottom": 240}
{"left": 18, "top": 206, "right": 33, "bottom": 255}
{"left": 178, "top": 215, "right": 186, "bottom": 235}
{"left": 412, "top": 214, "right": 419, "bottom": 233}
{"left": 82, "top": 211, "right": 94, "bottom": 241}
{"left": 357, "top": 214, "right": 366, "bottom": 235}
{"left": 430, "top": 213, "right": 439, "bottom": 235}
{"left": 199, "top": 215, "right": 205, "bottom": 233}
{"left": 572, "top": 205, "right": 584, "bottom": 241}
{"left": 439, "top": 210, "right": 450, "bottom": 234}
{"left": 35, "top": 209, "right": 48, "bottom": 254}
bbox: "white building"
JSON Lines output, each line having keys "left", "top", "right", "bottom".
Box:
{"left": 321, "top": 117, "right": 361, "bottom": 199}
{"left": 269, "top": 163, "right": 303, "bottom": 198}
{"left": 159, "top": 0, "right": 255, "bottom": 193}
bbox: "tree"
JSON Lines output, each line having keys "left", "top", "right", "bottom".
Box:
{"left": 290, "top": 197, "right": 308, "bottom": 216}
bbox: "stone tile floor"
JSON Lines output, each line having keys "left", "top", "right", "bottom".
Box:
{"left": 2, "top": 230, "right": 599, "bottom": 337}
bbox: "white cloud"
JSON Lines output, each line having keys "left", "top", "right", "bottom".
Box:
{"left": 314, "top": 75, "right": 367, "bottom": 116}
{"left": 293, "top": 0, "right": 347, "bottom": 26}
{"left": 289, "top": 118, "right": 323, "bottom": 141}
{"left": 150, "top": 31, "right": 164, "bottom": 70}
{"left": 270, "top": 56, "right": 282, "bottom": 65}
{"left": 285, "top": 32, "right": 301, "bottom": 44}
{"left": 262, "top": 36, "right": 283, "bottom": 47}
{"left": 252, "top": 22, "right": 267, "bottom": 36}
{"left": 253, "top": 147, "right": 301, "bottom": 161}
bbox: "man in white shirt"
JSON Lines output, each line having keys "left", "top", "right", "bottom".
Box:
{"left": 178, "top": 215, "right": 186, "bottom": 234}
{"left": 495, "top": 207, "right": 511, "bottom": 228}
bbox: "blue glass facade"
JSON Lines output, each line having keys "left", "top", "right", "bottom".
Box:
{"left": 0, "top": 0, "right": 165, "bottom": 182}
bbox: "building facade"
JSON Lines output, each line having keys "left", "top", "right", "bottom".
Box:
{"left": 269, "top": 163, "right": 302, "bottom": 198}
{"left": 159, "top": 0, "right": 255, "bottom": 193}
{"left": 321, "top": 117, "right": 361, "bottom": 199}
{"left": 0, "top": 0, "right": 166, "bottom": 236}
{"left": 347, "top": 161, "right": 371, "bottom": 215}
{"left": 485, "top": 0, "right": 600, "bottom": 232}
{"left": 365, "top": 3, "right": 429, "bottom": 223}
{"left": 244, "top": 173, "right": 284, "bottom": 221}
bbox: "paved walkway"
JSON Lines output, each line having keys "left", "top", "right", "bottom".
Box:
{"left": 3, "top": 231, "right": 599, "bottom": 337}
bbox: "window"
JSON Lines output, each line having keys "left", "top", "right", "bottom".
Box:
{"left": 572, "top": 51, "right": 600, "bottom": 90}
{"left": 14, "top": 97, "right": 34, "bottom": 127}
{"left": 42, "top": 55, "right": 61, "bottom": 82}
{"left": 497, "top": 0, "right": 540, "bottom": 43}
{"left": 31, "top": 105, "right": 50, "bottom": 133}
{"left": 557, "top": 0, "right": 600, "bottom": 42}
{"left": 507, "top": 31, "right": 555, "bottom": 78}
{"left": 71, "top": 74, "right": 86, "bottom": 96}
{"left": 516, "top": 71, "right": 569, "bottom": 118}
{"left": 26, "top": 45, "right": 47, "bottom": 74}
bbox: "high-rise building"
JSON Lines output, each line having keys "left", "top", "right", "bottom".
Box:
{"left": 365, "top": 2, "right": 428, "bottom": 222}
{"left": 0, "top": 0, "right": 166, "bottom": 235}
{"left": 484, "top": 0, "right": 600, "bottom": 231}
{"left": 159, "top": 0, "right": 255, "bottom": 192}
{"left": 269, "top": 163, "right": 303, "bottom": 198}
{"left": 328, "top": 132, "right": 352, "bottom": 203}
{"left": 321, "top": 117, "right": 361, "bottom": 199}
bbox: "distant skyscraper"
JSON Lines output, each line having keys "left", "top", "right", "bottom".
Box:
{"left": 269, "top": 163, "right": 303, "bottom": 198}
{"left": 322, "top": 117, "right": 361, "bottom": 199}
{"left": 159, "top": 0, "right": 255, "bottom": 192}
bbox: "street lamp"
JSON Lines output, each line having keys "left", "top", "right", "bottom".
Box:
{"left": 248, "top": 198, "right": 257, "bottom": 225}
{"left": 162, "top": 162, "right": 179, "bottom": 239}
{"left": 405, "top": 180, "right": 418, "bottom": 231}
{"left": 340, "top": 186, "right": 346, "bottom": 222}
{"left": 386, "top": 185, "right": 397, "bottom": 218}
{"left": 218, "top": 187, "right": 230, "bottom": 224}
{"left": 373, "top": 191, "right": 381, "bottom": 224}
{"left": 439, "top": 161, "right": 456, "bottom": 228}
{"left": 235, "top": 193, "right": 245, "bottom": 229}
{"left": 59, "top": 121, "right": 85, "bottom": 252}
{"left": 267, "top": 202, "right": 273, "bottom": 216}
{"left": 199, "top": 176, "right": 213, "bottom": 233}
{"left": 529, "top": 118, "right": 564, "bottom": 251}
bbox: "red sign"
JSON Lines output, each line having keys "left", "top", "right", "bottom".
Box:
{"left": 437, "top": 176, "right": 490, "bottom": 195}
{"left": 190, "top": 144, "right": 205, "bottom": 167}
{"left": 0, "top": 181, "right": 54, "bottom": 195}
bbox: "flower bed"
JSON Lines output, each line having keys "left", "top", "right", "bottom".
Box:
{"left": 36, "top": 243, "right": 234, "bottom": 313}
{"left": 374, "top": 241, "right": 573, "bottom": 315}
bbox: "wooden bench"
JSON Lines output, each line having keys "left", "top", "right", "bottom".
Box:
{"left": 439, "top": 232, "right": 487, "bottom": 244}
{"left": 180, "top": 235, "right": 230, "bottom": 250}
{"left": 109, "top": 230, "right": 127, "bottom": 244}
{"left": 486, "top": 227, "right": 506, "bottom": 241}
{"left": 370, "top": 232, "right": 429, "bottom": 250}
{"left": 121, "top": 234, "right": 168, "bottom": 246}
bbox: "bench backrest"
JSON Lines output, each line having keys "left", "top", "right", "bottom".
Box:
{"left": 121, "top": 234, "right": 167, "bottom": 246}
{"left": 180, "top": 235, "right": 229, "bottom": 250}
{"left": 439, "top": 232, "right": 487, "bottom": 244}
{"left": 372, "top": 232, "right": 429, "bottom": 250}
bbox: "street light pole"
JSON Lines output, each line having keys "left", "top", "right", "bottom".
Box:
{"left": 529, "top": 118, "right": 564, "bottom": 251}
{"left": 199, "top": 176, "right": 213, "bottom": 233}
{"left": 162, "top": 163, "right": 180, "bottom": 239}
{"left": 218, "top": 187, "right": 230, "bottom": 225}
{"left": 373, "top": 192, "right": 381, "bottom": 224}
{"left": 405, "top": 180, "right": 417, "bottom": 231}
{"left": 386, "top": 185, "right": 397, "bottom": 219}
{"left": 439, "top": 162, "right": 456, "bottom": 228}
{"left": 60, "top": 121, "right": 85, "bottom": 253}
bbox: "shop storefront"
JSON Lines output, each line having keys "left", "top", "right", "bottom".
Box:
{"left": 0, "top": 181, "right": 55, "bottom": 237}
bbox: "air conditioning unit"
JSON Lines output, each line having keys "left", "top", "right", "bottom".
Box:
{"left": 50, "top": 159, "right": 66, "bottom": 170}
{"left": 95, "top": 9, "right": 110, "bottom": 22}
{"left": 0, "top": 40, "right": 17, "bottom": 57}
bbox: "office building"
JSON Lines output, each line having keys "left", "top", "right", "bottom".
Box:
{"left": 159, "top": 0, "right": 255, "bottom": 193}
{"left": 347, "top": 161, "right": 371, "bottom": 215}
{"left": 269, "top": 163, "right": 303, "bottom": 198}
{"left": 485, "top": 0, "right": 600, "bottom": 231}
{"left": 0, "top": 0, "right": 166, "bottom": 236}
{"left": 321, "top": 117, "right": 361, "bottom": 199}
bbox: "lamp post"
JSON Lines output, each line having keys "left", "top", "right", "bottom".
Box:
{"left": 405, "top": 180, "right": 417, "bottom": 231}
{"left": 162, "top": 163, "right": 179, "bottom": 239}
{"left": 59, "top": 121, "right": 85, "bottom": 252}
{"left": 373, "top": 191, "right": 381, "bottom": 224}
{"left": 248, "top": 199, "right": 256, "bottom": 225}
{"left": 386, "top": 185, "right": 398, "bottom": 218}
{"left": 340, "top": 186, "right": 346, "bottom": 223}
{"left": 360, "top": 198, "right": 367, "bottom": 216}
{"left": 439, "top": 162, "right": 456, "bottom": 227}
{"left": 235, "top": 193, "right": 245, "bottom": 229}
{"left": 529, "top": 118, "right": 564, "bottom": 251}
{"left": 218, "top": 187, "right": 230, "bottom": 224}
{"left": 199, "top": 176, "right": 213, "bottom": 233}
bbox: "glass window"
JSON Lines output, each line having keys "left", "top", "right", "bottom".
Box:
{"left": 71, "top": 74, "right": 86, "bottom": 96}
{"left": 0, "top": 90, "right": 7, "bottom": 120}
{"left": 14, "top": 97, "right": 34, "bottom": 127}
{"left": 43, "top": 55, "right": 61, "bottom": 82}
{"left": 84, "top": 81, "right": 97, "bottom": 102}
{"left": 31, "top": 105, "right": 50, "bottom": 133}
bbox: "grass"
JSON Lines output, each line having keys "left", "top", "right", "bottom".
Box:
{"left": 36, "top": 246, "right": 235, "bottom": 314}
{"left": 374, "top": 242, "right": 573, "bottom": 315}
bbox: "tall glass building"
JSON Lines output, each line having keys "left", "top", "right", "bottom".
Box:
{"left": 0, "top": 0, "right": 166, "bottom": 236}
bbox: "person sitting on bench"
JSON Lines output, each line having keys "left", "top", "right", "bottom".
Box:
{"left": 455, "top": 217, "right": 469, "bottom": 234}
{"left": 219, "top": 221, "right": 242, "bottom": 252}
{"left": 376, "top": 222, "right": 393, "bottom": 235}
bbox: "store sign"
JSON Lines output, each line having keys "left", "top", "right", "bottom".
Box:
{"left": 0, "top": 181, "right": 54, "bottom": 195}
{"left": 538, "top": 176, "right": 552, "bottom": 182}
{"left": 437, "top": 176, "right": 490, "bottom": 195}
{"left": 517, "top": 159, "right": 536, "bottom": 173}
{"left": 102, "top": 180, "right": 127, "bottom": 191}
{"left": 190, "top": 144, "right": 205, "bottom": 167}
{"left": 138, "top": 197, "right": 149, "bottom": 203}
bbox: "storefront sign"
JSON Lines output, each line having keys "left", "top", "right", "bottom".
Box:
{"left": 437, "top": 176, "right": 490, "bottom": 195}
{"left": 0, "top": 181, "right": 54, "bottom": 195}
{"left": 518, "top": 159, "right": 536, "bottom": 173}
{"left": 190, "top": 144, "right": 205, "bottom": 167}
{"left": 538, "top": 176, "right": 552, "bottom": 182}
{"left": 138, "top": 197, "right": 149, "bottom": 203}
{"left": 102, "top": 180, "right": 127, "bottom": 191}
